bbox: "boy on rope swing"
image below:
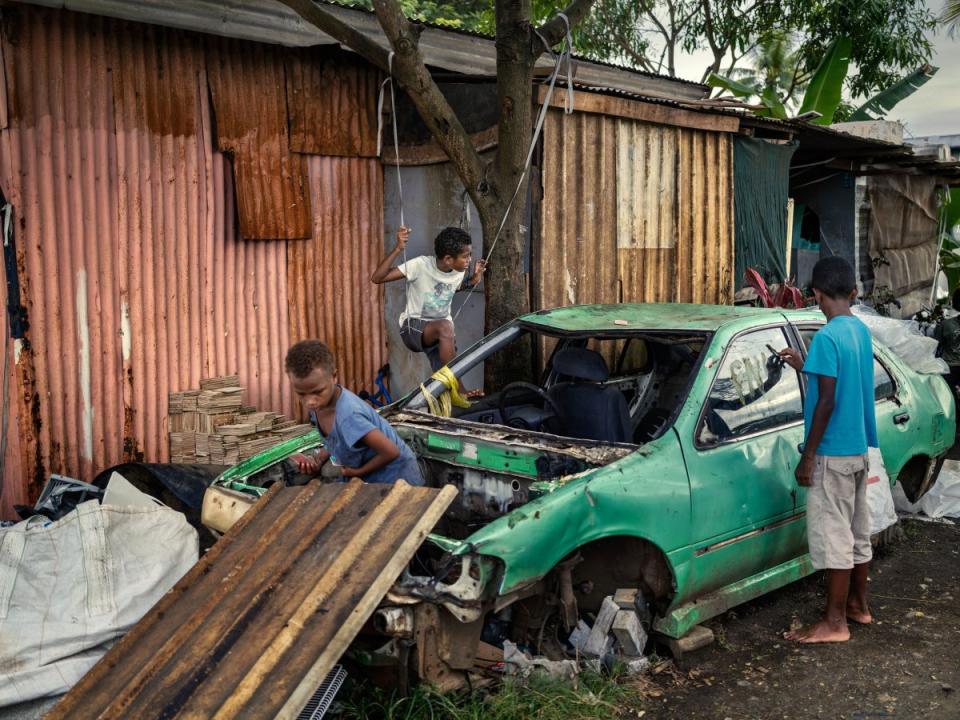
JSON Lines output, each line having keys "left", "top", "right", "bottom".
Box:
{"left": 371, "top": 225, "right": 487, "bottom": 398}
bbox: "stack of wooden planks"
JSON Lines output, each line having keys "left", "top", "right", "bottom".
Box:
{"left": 168, "top": 375, "right": 313, "bottom": 465}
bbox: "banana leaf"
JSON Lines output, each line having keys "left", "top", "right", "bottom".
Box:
{"left": 707, "top": 72, "right": 760, "bottom": 99}
{"left": 848, "top": 65, "right": 939, "bottom": 122}
{"left": 797, "top": 37, "right": 851, "bottom": 125}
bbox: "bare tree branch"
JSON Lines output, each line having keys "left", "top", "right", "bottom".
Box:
{"left": 277, "top": 0, "right": 390, "bottom": 70}
{"left": 538, "top": 0, "right": 599, "bottom": 48}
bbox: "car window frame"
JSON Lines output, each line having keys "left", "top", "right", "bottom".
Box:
{"left": 694, "top": 322, "right": 806, "bottom": 451}
{"left": 792, "top": 322, "right": 900, "bottom": 405}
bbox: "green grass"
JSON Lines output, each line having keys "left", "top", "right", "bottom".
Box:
{"left": 337, "top": 669, "right": 646, "bottom": 720}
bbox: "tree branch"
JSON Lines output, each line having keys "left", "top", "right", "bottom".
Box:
{"left": 537, "top": 0, "right": 599, "bottom": 48}
{"left": 276, "top": 0, "right": 390, "bottom": 70}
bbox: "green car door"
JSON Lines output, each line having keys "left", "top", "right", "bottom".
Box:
{"left": 679, "top": 322, "right": 808, "bottom": 598}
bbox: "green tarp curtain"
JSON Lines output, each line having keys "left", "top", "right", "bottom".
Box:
{"left": 733, "top": 137, "right": 798, "bottom": 287}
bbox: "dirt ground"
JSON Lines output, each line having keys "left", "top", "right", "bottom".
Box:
{"left": 639, "top": 518, "right": 960, "bottom": 720}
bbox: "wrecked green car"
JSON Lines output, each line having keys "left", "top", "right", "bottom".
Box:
{"left": 210, "top": 303, "right": 955, "bottom": 685}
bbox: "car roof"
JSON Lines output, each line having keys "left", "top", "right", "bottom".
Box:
{"left": 520, "top": 303, "right": 807, "bottom": 333}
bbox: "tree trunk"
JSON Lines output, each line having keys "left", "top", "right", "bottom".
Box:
{"left": 481, "top": 0, "right": 536, "bottom": 386}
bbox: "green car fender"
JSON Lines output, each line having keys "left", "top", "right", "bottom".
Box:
{"left": 453, "top": 431, "right": 693, "bottom": 598}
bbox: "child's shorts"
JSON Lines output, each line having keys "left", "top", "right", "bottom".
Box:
{"left": 806, "top": 454, "right": 873, "bottom": 570}
{"left": 399, "top": 318, "right": 445, "bottom": 371}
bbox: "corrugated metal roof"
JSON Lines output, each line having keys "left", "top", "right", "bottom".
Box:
{"left": 20, "top": 0, "right": 708, "bottom": 101}
{"left": 49, "top": 479, "right": 458, "bottom": 720}
{"left": 206, "top": 35, "right": 313, "bottom": 240}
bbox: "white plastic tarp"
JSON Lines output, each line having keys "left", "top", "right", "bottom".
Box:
{"left": 851, "top": 305, "right": 949, "bottom": 375}
{"left": 867, "top": 447, "right": 898, "bottom": 535}
{"left": 893, "top": 459, "right": 960, "bottom": 519}
{"left": 0, "top": 499, "right": 198, "bottom": 706}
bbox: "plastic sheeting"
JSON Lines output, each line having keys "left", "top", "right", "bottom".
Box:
{"left": 893, "top": 460, "right": 960, "bottom": 519}
{"left": 867, "top": 447, "right": 898, "bottom": 535}
{"left": 0, "top": 501, "right": 198, "bottom": 706}
{"left": 851, "top": 305, "right": 948, "bottom": 375}
{"left": 733, "top": 137, "right": 798, "bottom": 285}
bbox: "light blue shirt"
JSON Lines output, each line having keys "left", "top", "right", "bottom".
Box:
{"left": 311, "top": 388, "right": 424, "bottom": 485}
{"left": 803, "top": 315, "right": 878, "bottom": 456}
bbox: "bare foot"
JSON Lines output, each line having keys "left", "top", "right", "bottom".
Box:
{"left": 465, "top": 389, "right": 484, "bottom": 399}
{"left": 784, "top": 619, "right": 850, "bottom": 643}
{"left": 846, "top": 603, "right": 873, "bottom": 625}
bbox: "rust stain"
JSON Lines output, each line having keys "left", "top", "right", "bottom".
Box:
{"left": 206, "top": 36, "right": 312, "bottom": 240}
{"left": 286, "top": 46, "right": 382, "bottom": 158}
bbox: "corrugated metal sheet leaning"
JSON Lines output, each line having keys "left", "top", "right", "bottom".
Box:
{"left": 0, "top": 5, "right": 387, "bottom": 516}
{"left": 48, "top": 479, "right": 457, "bottom": 720}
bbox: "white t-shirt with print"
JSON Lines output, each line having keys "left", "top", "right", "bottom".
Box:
{"left": 396, "top": 255, "right": 464, "bottom": 325}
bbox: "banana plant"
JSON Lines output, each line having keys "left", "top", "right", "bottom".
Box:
{"left": 847, "top": 64, "right": 939, "bottom": 121}
{"left": 709, "top": 37, "right": 851, "bottom": 124}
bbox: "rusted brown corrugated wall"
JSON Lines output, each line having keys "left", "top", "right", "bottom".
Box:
{"left": 536, "top": 107, "right": 734, "bottom": 312}
{"left": 0, "top": 6, "right": 385, "bottom": 516}
{"left": 288, "top": 157, "right": 386, "bottom": 389}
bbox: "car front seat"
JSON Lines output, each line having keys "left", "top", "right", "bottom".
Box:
{"left": 548, "top": 347, "right": 632, "bottom": 443}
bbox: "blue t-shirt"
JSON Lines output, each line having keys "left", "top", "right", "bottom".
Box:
{"left": 802, "top": 315, "right": 878, "bottom": 456}
{"left": 311, "top": 388, "right": 424, "bottom": 486}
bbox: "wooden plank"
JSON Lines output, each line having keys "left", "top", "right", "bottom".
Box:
{"left": 50, "top": 480, "right": 457, "bottom": 720}
{"left": 538, "top": 86, "right": 739, "bottom": 134}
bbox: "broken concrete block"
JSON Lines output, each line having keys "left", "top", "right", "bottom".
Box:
{"left": 583, "top": 596, "right": 619, "bottom": 657}
{"left": 503, "top": 640, "right": 579, "bottom": 681}
{"left": 613, "top": 588, "right": 638, "bottom": 609}
{"left": 665, "top": 624, "right": 715, "bottom": 659}
{"left": 623, "top": 657, "right": 651, "bottom": 676}
{"left": 611, "top": 610, "right": 648, "bottom": 656}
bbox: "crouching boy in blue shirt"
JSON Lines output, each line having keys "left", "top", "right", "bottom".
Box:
{"left": 285, "top": 340, "right": 423, "bottom": 485}
{"left": 779, "top": 256, "right": 878, "bottom": 643}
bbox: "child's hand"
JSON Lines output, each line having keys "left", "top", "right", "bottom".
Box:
{"left": 290, "top": 453, "right": 321, "bottom": 476}
{"left": 470, "top": 258, "right": 487, "bottom": 284}
{"left": 778, "top": 347, "right": 803, "bottom": 371}
{"left": 394, "top": 226, "right": 410, "bottom": 253}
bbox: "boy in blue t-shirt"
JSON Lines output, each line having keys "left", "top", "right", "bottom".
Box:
{"left": 284, "top": 340, "right": 423, "bottom": 485}
{"left": 779, "top": 256, "right": 878, "bottom": 644}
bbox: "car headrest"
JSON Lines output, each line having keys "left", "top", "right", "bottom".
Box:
{"left": 551, "top": 347, "right": 609, "bottom": 382}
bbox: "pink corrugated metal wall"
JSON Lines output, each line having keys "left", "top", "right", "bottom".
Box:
{"left": 0, "top": 6, "right": 385, "bottom": 516}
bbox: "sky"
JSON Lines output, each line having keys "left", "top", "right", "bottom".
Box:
{"left": 667, "top": 8, "right": 960, "bottom": 141}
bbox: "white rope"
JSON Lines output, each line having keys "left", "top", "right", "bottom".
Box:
{"left": 453, "top": 13, "right": 574, "bottom": 320}
{"left": 377, "top": 52, "right": 412, "bottom": 333}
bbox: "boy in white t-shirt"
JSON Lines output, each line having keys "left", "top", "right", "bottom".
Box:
{"left": 371, "top": 226, "right": 486, "bottom": 393}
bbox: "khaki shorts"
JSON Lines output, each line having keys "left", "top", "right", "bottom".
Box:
{"left": 806, "top": 454, "right": 873, "bottom": 570}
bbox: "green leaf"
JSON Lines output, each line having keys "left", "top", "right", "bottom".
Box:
{"left": 798, "top": 37, "right": 852, "bottom": 125}
{"left": 759, "top": 86, "right": 788, "bottom": 119}
{"left": 707, "top": 72, "right": 761, "bottom": 100}
{"left": 848, "top": 65, "right": 939, "bottom": 121}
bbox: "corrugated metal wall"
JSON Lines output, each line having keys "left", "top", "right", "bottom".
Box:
{"left": 537, "top": 108, "right": 734, "bottom": 312}
{"left": 0, "top": 5, "right": 385, "bottom": 516}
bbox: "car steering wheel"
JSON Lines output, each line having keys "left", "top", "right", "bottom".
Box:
{"left": 498, "top": 381, "right": 563, "bottom": 431}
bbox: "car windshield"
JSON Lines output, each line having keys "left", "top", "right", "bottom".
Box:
{"left": 399, "top": 323, "right": 707, "bottom": 445}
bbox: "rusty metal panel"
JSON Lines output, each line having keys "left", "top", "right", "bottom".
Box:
{"left": 536, "top": 109, "right": 734, "bottom": 316}
{"left": 537, "top": 109, "right": 620, "bottom": 311}
{"left": 286, "top": 46, "right": 381, "bottom": 158}
{"left": 0, "top": 6, "right": 124, "bottom": 502}
{"left": 206, "top": 36, "right": 312, "bottom": 240}
{"left": 288, "top": 156, "right": 386, "bottom": 395}
{"left": 0, "top": 6, "right": 297, "bottom": 512}
{"left": 676, "top": 128, "right": 734, "bottom": 305}
{"left": 49, "top": 479, "right": 457, "bottom": 720}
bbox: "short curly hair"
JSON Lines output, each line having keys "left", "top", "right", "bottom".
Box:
{"left": 434, "top": 227, "right": 472, "bottom": 259}
{"left": 285, "top": 340, "right": 336, "bottom": 379}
